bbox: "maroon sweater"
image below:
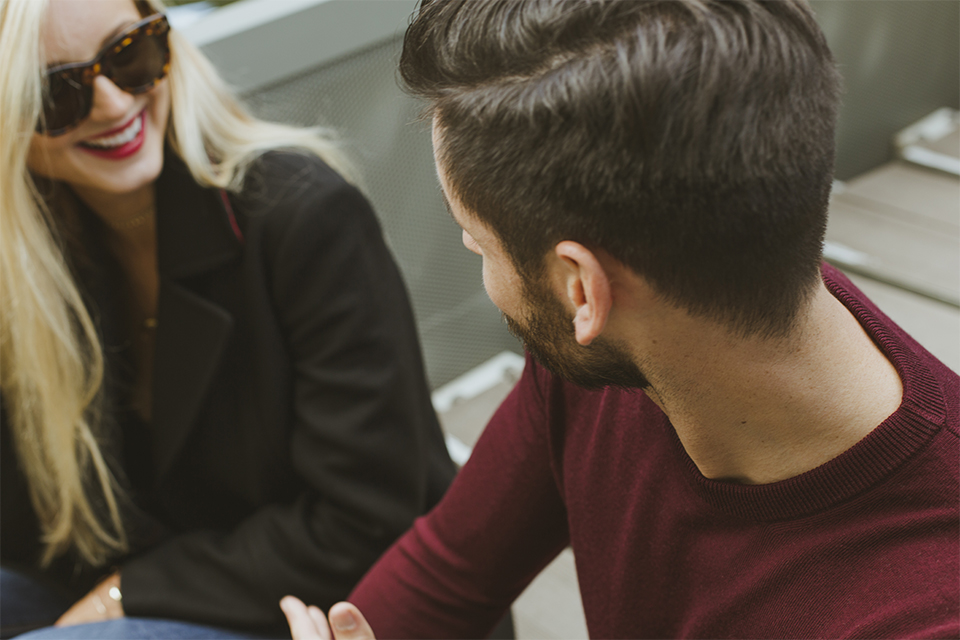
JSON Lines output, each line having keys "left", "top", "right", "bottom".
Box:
{"left": 350, "top": 265, "right": 959, "bottom": 639}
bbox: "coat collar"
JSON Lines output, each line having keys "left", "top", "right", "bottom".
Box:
{"left": 150, "top": 149, "right": 240, "bottom": 480}
{"left": 155, "top": 148, "right": 242, "bottom": 278}
{"left": 70, "top": 149, "right": 242, "bottom": 483}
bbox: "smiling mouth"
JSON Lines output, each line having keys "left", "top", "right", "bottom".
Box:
{"left": 79, "top": 111, "right": 144, "bottom": 150}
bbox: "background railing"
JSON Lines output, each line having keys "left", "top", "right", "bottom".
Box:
{"left": 181, "top": 0, "right": 520, "bottom": 390}
{"left": 177, "top": 0, "right": 960, "bottom": 387}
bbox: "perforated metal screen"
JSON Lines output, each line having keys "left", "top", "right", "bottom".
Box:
{"left": 216, "top": 0, "right": 959, "bottom": 387}
{"left": 244, "top": 37, "right": 522, "bottom": 390}
{"left": 810, "top": 0, "right": 960, "bottom": 180}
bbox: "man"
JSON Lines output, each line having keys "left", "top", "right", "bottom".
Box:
{"left": 282, "top": 0, "right": 959, "bottom": 637}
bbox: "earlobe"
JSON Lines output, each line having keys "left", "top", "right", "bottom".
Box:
{"left": 554, "top": 242, "right": 612, "bottom": 346}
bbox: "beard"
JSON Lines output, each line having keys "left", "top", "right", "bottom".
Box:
{"left": 503, "top": 275, "right": 651, "bottom": 391}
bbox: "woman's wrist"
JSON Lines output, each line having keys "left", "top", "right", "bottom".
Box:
{"left": 97, "top": 570, "right": 124, "bottom": 617}
{"left": 55, "top": 569, "right": 124, "bottom": 627}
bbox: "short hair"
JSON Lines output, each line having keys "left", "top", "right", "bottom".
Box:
{"left": 400, "top": 0, "right": 842, "bottom": 338}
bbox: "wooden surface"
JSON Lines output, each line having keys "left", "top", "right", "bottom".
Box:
{"left": 826, "top": 198, "right": 958, "bottom": 305}
{"left": 825, "top": 161, "right": 960, "bottom": 306}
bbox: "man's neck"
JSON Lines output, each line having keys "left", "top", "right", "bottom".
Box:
{"left": 634, "top": 282, "right": 903, "bottom": 485}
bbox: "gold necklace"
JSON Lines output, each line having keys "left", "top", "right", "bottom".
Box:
{"left": 109, "top": 208, "right": 155, "bottom": 231}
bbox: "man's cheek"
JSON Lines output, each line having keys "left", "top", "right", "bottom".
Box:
{"left": 481, "top": 264, "right": 509, "bottom": 313}
{"left": 480, "top": 265, "right": 498, "bottom": 308}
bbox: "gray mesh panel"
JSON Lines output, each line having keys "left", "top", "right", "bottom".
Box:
{"left": 244, "top": 37, "right": 522, "bottom": 389}
{"left": 810, "top": 0, "right": 960, "bottom": 180}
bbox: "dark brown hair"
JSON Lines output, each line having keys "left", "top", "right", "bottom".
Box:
{"left": 400, "top": 0, "right": 841, "bottom": 338}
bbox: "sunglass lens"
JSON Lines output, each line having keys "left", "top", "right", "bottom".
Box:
{"left": 107, "top": 33, "right": 169, "bottom": 93}
{"left": 41, "top": 72, "right": 91, "bottom": 134}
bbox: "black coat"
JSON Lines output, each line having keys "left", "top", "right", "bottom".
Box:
{"left": 0, "top": 150, "right": 456, "bottom": 634}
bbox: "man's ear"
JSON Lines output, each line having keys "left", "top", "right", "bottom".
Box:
{"left": 553, "top": 241, "right": 612, "bottom": 346}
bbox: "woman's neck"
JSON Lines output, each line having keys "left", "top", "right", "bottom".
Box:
{"left": 71, "top": 183, "right": 161, "bottom": 422}
{"left": 72, "top": 183, "right": 157, "bottom": 246}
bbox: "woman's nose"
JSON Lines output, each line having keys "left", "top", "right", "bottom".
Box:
{"left": 87, "top": 75, "right": 135, "bottom": 124}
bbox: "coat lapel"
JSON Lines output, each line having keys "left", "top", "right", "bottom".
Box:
{"left": 151, "top": 281, "right": 233, "bottom": 479}
{"left": 151, "top": 151, "right": 242, "bottom": 480}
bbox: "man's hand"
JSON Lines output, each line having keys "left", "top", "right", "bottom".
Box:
{"left": 55, "top": 571, "right": 124, "bottom": 627}
{"left": 281, "top": 596, "right": 375, "bottom": 640}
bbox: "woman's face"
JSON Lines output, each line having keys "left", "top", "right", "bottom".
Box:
{"left": 26, "top": 0, "right": 170, "bottom": 199}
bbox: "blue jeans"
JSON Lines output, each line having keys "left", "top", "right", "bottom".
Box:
{"left": 1, "top": 569, "right": 263, "bottom": 639}
{"left": 0, "top": 568, "right": 70, "bottom": 638}
{"left": 15, "top": 619, "right": 262, "bottom": 639}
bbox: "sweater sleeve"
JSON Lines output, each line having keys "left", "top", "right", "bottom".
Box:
{"left": 349, "top": 353, "right": 571, "bottom": 639}
{"left": 120, "top": 160, "right": 454, "bottom": 633}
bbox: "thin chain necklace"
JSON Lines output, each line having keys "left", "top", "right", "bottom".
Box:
{"left": 108, "top": 208, "right": 155, "bottom": 231}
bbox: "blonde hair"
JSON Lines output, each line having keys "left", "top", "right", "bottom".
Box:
{"left": 0, "top": 0, "right": 350, "bottom": 567}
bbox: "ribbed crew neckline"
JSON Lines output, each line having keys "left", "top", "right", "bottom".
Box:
{"left": 674, "top": 268, "right": 948, "bottom": 522}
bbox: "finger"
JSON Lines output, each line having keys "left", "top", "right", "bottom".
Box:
{"left": 328, "top": 602, "right": 376, "bottom": 640}
{"left": 281, "top": 596, "right": 327, "bottom": 640}
{"left": 308, "top": 606, "right": 332, "bottom": 638}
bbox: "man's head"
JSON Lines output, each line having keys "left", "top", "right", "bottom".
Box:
{"left": 404, "top": 0, "right": 841, "bottom": 384}
{"left": 434, "top": 122, "right": 653, "bottom": 390}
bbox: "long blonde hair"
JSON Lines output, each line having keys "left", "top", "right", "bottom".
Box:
{"left": 0, "top": 0, "right": 350, "bottom": 567}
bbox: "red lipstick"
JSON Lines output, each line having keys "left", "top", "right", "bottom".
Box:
{"left": 78, "top": 110, "right": 146, "bottom": 160}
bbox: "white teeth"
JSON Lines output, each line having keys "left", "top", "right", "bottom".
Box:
{"left": 83, "top": 114, "right": 142, "bottom": 148}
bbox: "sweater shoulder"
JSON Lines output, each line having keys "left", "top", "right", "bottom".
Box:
{"left": 821, "top": 263, "right": 958, "bottom": 425}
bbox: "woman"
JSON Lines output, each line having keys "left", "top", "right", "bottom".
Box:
{"left": 0, "top": 0, "right": 456, "bottom": 637}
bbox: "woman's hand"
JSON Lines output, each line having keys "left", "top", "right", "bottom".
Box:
{"left": 55, "top": 570, "right": 124, "bottom": 627}
{"left": 281, "top": 596, "right": 375, "bottom": 640}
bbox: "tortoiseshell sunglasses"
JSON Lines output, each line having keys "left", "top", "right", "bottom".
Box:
{"left": 36, "top": 13, "right": 171, "bottom": 137}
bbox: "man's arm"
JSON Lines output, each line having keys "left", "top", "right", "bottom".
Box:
{"left": 299, "top": 355, "right": 571, "bottom": 638}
